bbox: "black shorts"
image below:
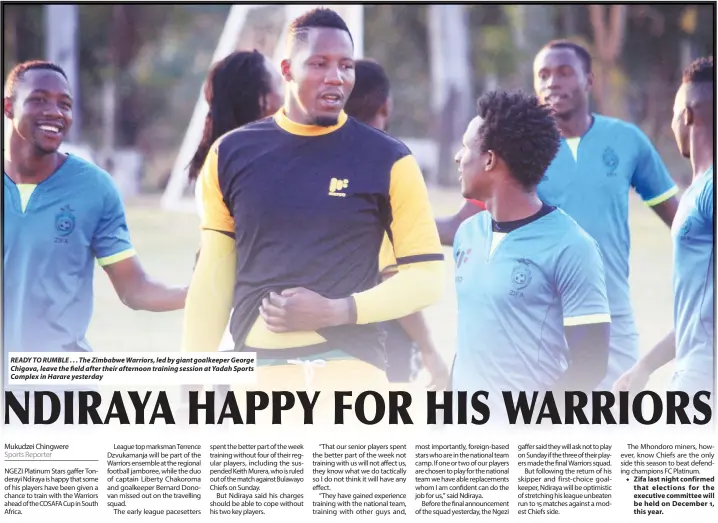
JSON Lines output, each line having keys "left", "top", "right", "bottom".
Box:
{"left": 381, "top": 320, "right": 420, "bottom": 383}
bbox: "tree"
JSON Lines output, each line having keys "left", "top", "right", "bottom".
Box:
{"left": 587, "top": 5, "right": 628, "bottom": 118}
{"left": 3, "top": 5, "right": 45, "bottom": 75}
{"left": 504, "top": 5, "right": 557, "bottom": 90}
{"left": 428, "top": 5, "right": 473, "bottom": 186}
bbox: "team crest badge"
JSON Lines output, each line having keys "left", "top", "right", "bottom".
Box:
{"left": 679, "top": 217, "right": 692, "bottom": 237}
{"left": 511, "top": 259, "right": 533, "bottom": 290}
{"left": 55, "top": 205, "right": 76, "bottom": 237}
{"left": 602, "top": 147, "right": 619, "bottom": 176}
{"left": 455, "top": 248, "right": 471, "bottom": 269}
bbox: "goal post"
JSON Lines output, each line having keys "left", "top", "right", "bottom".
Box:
{"left": 160, "top": 5, "right": 256, "bottom": 211}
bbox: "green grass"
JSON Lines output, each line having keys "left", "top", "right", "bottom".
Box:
{"left": 87, "top": 188, "right": 676, "bottom": 391}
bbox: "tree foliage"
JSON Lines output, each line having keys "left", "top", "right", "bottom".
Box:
{"left": 3, "top": 4, "right": 712, "bottom": 188}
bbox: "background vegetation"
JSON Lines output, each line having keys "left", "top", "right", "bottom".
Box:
{"left": 4, "top": 4, "right": 714, "bottom": 189}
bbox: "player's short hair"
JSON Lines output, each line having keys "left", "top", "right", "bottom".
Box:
{"left": 287, "top": 7, "right": 353, "bottom": 48}
{"left": 345, "top": 59, "right": 390, "bottom": 124}
{"left": 682, "top": 56, "right": 713, "bottom": 84}
{"left": 476, "top": 90, "right": 560, "bottom": 189}
{"left": 542, "top": 40, "right": 592, "bottom": 73}
{"left": 188, "top": 50, "right": 274, "bottom": 181}
{"left": 4, "top": 60, "right": 68, "bottom": 98}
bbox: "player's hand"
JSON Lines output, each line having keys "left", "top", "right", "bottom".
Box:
{"left": 260, "top": 288, "right": 350, "bottom": 332}
{"left": 612, "top": 364, "right": 651, "bottom": 395}
{"left": 420, "top": 345, "right": 450, "bottom": 391}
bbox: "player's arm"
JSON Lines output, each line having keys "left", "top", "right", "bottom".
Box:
{"left": 393, "top": 308, "right": 434, "bottom": 354}
{"left": 651, "top": 199, "right": 679, "bottom": 228}
{"left": 554, "top": 323, "right": 610, "bottom": 392}
{"left": 553, "top": 233, "right": 611, "bottom": 393}
{"left": 104, "top": 258, "right": 187, "bottom": 312}
{"left": 618, "top": 178, "right": 718, "bottom": 391}
{"left": 638, "top": 331, "right": 677, "bottom": 374}
{"left": 181, "top": 144, "right": 236, "bottom": 353}
{"left": 376, "top": 234, "right": 437, "bottom": 350}
{"left": 630, "top": 125, "right": 679, "bottom": 227}
{"left": 615, "top": 180, "right": 714, "bottom": 393}
{"left": 612, "top": 331, "right": 675, "bottom": 394}
{"left": 395, "top": 311, "right": 449, "bottom": 390}
{"left": 435, "top": 200, "right": 484, "bottom": 246}
{"left": 94, "top": 179, "right": 186, "bottom": 312}
{"left": 261, "top": 155, "right": 445, "bottom": 331}
{"left": 351, "top": 154, "right": 445, "bottom": 323}
{"left": 380, "top": 259, "right": 449, "bottom": 389}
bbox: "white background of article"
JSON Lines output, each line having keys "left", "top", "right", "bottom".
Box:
{"left": 2, "top": 411, "right": 716, "bottom": 522}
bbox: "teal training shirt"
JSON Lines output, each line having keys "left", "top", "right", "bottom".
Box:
{"left": 451, "top": 207, "right": 610, "bottom": 406}
{"left": 671, "top": 166, "right": 714, "bottom": 378}
{"left": 3, "top": 155, "right": 135, "bottom": 360}
{"left": 538, "top": 114, "right": 678, "bottom": 319}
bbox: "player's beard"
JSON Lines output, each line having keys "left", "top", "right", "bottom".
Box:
{"left": 677, "top": 134, "right": 691, "bottom": 159}
{"left": 679, "top": 143, "right": 690, "bottom": 159}
{"left": 33, "top": 143, "right": 59, "bottom": 156}
{"left": 31, "top": 128, "right": 63, "bottom": 156}
{"left": 313, "top": 115, "right": 339, "bottom": 127}
{"left": 551, "top": 106, "right": 574, "bottom": 122}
